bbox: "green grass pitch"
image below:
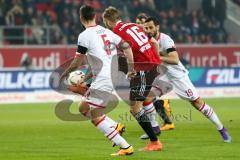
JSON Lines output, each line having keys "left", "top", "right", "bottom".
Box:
{"left": 0, "top": 98, "right": 240, "bottom": 160}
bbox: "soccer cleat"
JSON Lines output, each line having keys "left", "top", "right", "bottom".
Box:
{"left": 139, "top": 140, "right": 163, "bottom": 151}
{"left": 160, "top": 123, "right": 175, "bottom": 131}
{"left": 140, "top": 134, "right": 149, "bottom": 140}
{"left": 219, "top": 127, "right": 232, "bottom": 143}
{"left": 140, "top": 126, "right": 161, "bottom": 139}
{"left": 163, "top": 99, "right": 171, "bottom": 117}
{"left": 112, "top": 123, "right": 126, "bottom": 147}
{"left": 115, "top": 123, "right": 126, "bottom": 135}
{"left": 111, "top": 146, "right": 134, "bottom": 156}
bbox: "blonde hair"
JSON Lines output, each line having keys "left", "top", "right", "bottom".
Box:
{"left": 103, "top": 6, "right": 121, "bottom": 22}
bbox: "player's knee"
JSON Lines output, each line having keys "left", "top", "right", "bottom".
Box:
{"left": 79, "top": 101, "right": 90, "bottom": 114}
{"left": 130, "top": 101, "right": 143, "bottom": 114}
{"left": 144, "top": 97, "right": 154, "bottom": 104}
{"left": 79, "top": 106, "right": 87, "bottom": 112}
{"left": 79, "top": 108, "right": 89, "bottom": 116}
{"left": 91, "top": 115, "right": 105, "bottom": 125}
{"left": 130, "top": 107, "right": 139, "bottom": 114}
{"left": 91, "top": 118, "right": 98, "bottom": 125}
{"left": 191, "top": 98, "right": 204, "bottom": 109}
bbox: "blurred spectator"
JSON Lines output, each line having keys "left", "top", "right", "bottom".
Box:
{"left": 232, "top": 0, "right": 240, "bottom": 6}
{"left": 0, "top": 10, "right": 5, "bottom": 26}
{"left": 214, "top": 0, "right": 226, "bottom": 28}
{"left": 24, "top": 7, "right": 35, "bottom": 25}
{"left": 5, "top": 4, "right": 24, "bottom": 25}
{"left": 171, "top": 24, "right": 178, "bottom": 41}
{"left": 191, "top": 10, "right": 199, "bottom": 38}
{"left": 202, "top": 0, "right": 214, "bottom": 18}
{"left": 49, "top": 22, "right": 63, "bottom": 44}
{"left": 5, "top": 2, "right": 24, "bottom": 44}
{"left": 168, "top": 10, "right": 176, "bottom": 26}
{"left": 31, "top": 19, "right": 44, "bottom": 44}
{"left": 0, "top": 0, "right": 6, "bottom": 25}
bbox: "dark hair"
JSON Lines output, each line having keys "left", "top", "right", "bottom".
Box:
{"left": 145, "top": 17, "right": 160, "bottom": 26}
{"left": 136, "top": 13, "right": 148, "bottom": 20}
{"left": 103, "top": 6, "right": 121, "bottom": 22}
{"left": 79, "top": 5, "right": 96, "bottom": 21}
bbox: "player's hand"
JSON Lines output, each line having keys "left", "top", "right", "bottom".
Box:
{"left": 127, "top": 70, "right": 137, "bottom": 80}
{"left": 147, "top": 32, "right": 154, "bottom": 38}
{"left": 67, "top": 84, "right": 78, "bottom": 93}
{"left": 67, "top": 82, "right": 88, "bottom": 95}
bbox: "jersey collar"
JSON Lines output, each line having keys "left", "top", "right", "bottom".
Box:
{"left": 156, "top": 32, "right": 161, "bottom": 41}
{"left": 113, "top": 20, "right": 122, "bottom": 32}
{"left": 116, "top": 20, "right": 122, "bottom": 25}
{"left": 87, "top": 25, "right": 98, "bottom": 28}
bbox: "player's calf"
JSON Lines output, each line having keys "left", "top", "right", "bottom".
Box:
{"left": 79, "top": 102, "right": 133, "bottom": 155}
{"left": 140, "top": 100, "right": 161, "bottom": 139}
{"left": 192, "top": 98, "right": 231, "bottom": 143}
{"left": 131, "top": 105, "right": 159, "bottom": 142}
{"left": 192, "top": 98, "right": 223, "bottom": 130}
{"left": 143, "top": 100, "right": 161, "bottom": 132}
{"left": 93, "top": 114, "right": 132, "bottom": 150}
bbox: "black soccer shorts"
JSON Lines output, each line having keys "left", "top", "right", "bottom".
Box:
{"left": 129, "top": 67, "right": 159, "bottom": 101}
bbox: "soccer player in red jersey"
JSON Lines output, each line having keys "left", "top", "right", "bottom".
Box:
{"left": 103, "top": 7, "right": 163, "bottom": 151}
{"left": 135, "top": 13, "right": 175, "bottom": 136}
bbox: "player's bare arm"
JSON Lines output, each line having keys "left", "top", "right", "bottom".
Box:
{"left": 60, "top": 54, "right": 85, "bottom": 81}
{"left": 119, "top": 41, "right": 136, "bottom": 78}
{"left": 160, "top": 51, "right": 179, "bottom": 65}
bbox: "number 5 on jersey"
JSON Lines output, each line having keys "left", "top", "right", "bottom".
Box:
{"left": 101, "top": 34, "right": 111, "bottom": 55}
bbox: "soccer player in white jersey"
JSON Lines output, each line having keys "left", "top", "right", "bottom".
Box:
{"left": 143, "top": 17, "right": 231, "bottom": 143}
{"left": 60, "top": 5, "right": 135, "bottom": 156}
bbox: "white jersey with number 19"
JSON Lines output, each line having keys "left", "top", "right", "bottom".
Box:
{"left": 157, "top": 33, "right": 199, "bottom": 101}
{"left": 76, "top": 25, "right": 122, "bottom": 92}
{"left": 157, "top": 33, "right": 188, "bottom": 79}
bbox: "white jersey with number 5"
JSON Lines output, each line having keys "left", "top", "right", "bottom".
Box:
{"left": 76, "top": 25, "right": 122, "bottom": 92}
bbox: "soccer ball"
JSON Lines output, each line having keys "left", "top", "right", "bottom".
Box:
{"left": 66, "top": 70, "right": 85, "bottom": 86}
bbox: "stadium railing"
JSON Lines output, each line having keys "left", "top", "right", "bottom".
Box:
{"left": 0, "top": 25, "right": 62, "bottom": 45}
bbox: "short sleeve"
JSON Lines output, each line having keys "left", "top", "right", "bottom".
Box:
{"left": 76, "top": 33, "right": 89, "bottom": 55}
{"left": 162, "top": 35, "right": 176, "bottom": 53}
{"left": 108, "top": 29, "right": 122, "bottom": 46}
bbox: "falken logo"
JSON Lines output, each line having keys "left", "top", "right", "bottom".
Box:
{"left": 206, "top": 69, "right": 240, "bottom": 85}
{"left": 0, "top": 72, "right": 53, "bottom": 90}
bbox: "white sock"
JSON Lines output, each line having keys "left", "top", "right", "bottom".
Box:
{"left": 199, "top": 103, "right": 224, "bottom": 130}
{"left": 96, "top": 116, "right": 130, "bottom": 148}
{"left": 105, "top": 116, "right": 118, "bottom": 128}
{"left": 143, "top": 102, "right": 159, "bottom": 128}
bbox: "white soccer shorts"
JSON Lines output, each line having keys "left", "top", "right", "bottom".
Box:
{"left": 159, "top": 74, "right": 199, "bottom": 101}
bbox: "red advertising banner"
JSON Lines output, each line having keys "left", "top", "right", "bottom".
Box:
{"left": 0, "top": 45, "right": 240, "bottom": 69}
{"left": 0, "top": 46, "right": 76, "bottom": 69}
{"left": 177, "top": 45, "right": 240, "bottom": 67}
